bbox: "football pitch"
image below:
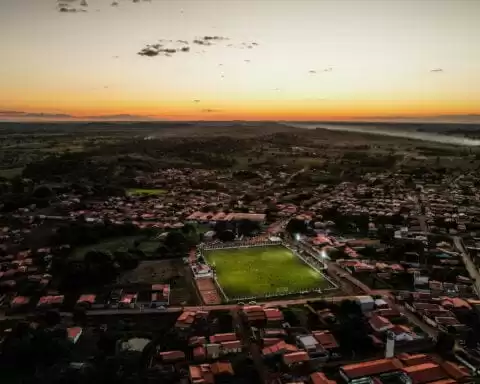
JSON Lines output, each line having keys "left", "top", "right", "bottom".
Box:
{"left": 204, "top": 245, "right": 329, "bottom": 299}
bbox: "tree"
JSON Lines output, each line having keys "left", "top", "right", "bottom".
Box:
{"left": 237, "top": 219, "right": 260, "bottom": 237}
{"left": 217, "top": 230, "right": 235, "bottom": 242}
{"left": 286, "top": 218, "right": 308, "bottom": 235}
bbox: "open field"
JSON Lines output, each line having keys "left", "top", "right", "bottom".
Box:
{"left": 70, "top": 236, "right": 145, "bottom": 260}
{"left": 204, "top": 245, "right": 329, "bottom": 298}
{"left": 126, "top": 188, "right": 167, "bottom": 196}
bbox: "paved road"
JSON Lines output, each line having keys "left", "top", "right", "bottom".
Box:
{"left": 453, "top": 236, "right": 480, "bottom": 298}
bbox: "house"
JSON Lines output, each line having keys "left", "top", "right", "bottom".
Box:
{"left": 265, "top": 308, "right": 284, "bottom": 323}
{"left": 193, "top": 346, "right": 206, "bottom": 362}
{"left": 67, "top": 327, "right": 83, "bottom": 344}
{"left": 312, "top": 331, "right": 340, "bottom": 353}
{"left": 37, "top": 295, "right": 64, "bottom": 309}
{"left": 10, "top": 296, "right": 30, "bottom": 309}
{"left": 206, "top": 343, "right": 221, "bottom": 359}
{"left": 403, "top": 363, "right": 447, "bottom": 384}
{"left": 151, "top": 284, "right": 170, "bottom": 306}
{"left": 76, "top": 294, "right": 96, "bottom": 308}
{"left": 221, "top": 340, "right": 242, "bottom": 354}
{"left": 369, "top": 315, "right": 394, "bottom": 332}
{"left": 310, "top": 372, "right": 337, "bottom": 384}
{"left": 340, "top": 358, "right": 404, "bottom": 382}
{"left": 210, "top": 333, "right": 237, "bottom": 344}
{"left": 283, "top": 351, "right": 310, "bottom": 366}
{"left": 243, "top": 305, "right": 266, "bottom": 322}
{"left": 262, "top": 341, "right": 298, "bottom": 357}
{"left": 189, "top": 362, "right": 234, "bottom": 384}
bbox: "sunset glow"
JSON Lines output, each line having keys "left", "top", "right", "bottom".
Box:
{"left": 1, "top": 0, "right": 479, "bottom": 121}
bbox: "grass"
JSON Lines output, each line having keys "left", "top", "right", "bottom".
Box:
{"left": 0, "top": 168, "right": 24, "bottom": 179}
{"left": 127, "top": 188, "right": 167, "bottom": 196}
{"left": 204, "top": 245, "right": 329, "bottom": 298}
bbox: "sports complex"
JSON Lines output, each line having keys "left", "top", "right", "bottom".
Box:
{"left": 198, "top": 239, "right": 337, "bottom": 302}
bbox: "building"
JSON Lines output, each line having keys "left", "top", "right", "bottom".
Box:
{"left": 340, "top": 358, "right": 404, "bottom": 382}
{"left": 151, "top": 284, "right": 170, "bottom": 306}
{"left": 189, "top": 362, "right": 234, "bottom": 384}
{"left": 67, "top": 327, "right": 83, "bottom": 344}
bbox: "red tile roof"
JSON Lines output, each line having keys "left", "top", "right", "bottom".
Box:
{"left": 313, "top": 331, "right": 339, "bottom": 349}
{"left": 440, "top": 361, "right": 470, "bottom": 381}
{"left": 283, "top": 351, "right": 309, "bottom": 365}
{"left": 210, "top": 333, "right": 237, "bottom": 344}
{"left": 264, "top": 308, "right": 284, "bottom": 321}
{"left": 341, "top": 358, "right": 404, "bottom": 379}
{"left": 369, "top": 315, "right": 393, "bottom": 331}
{"left": 399, "top": 354, "right": 433, "bottom": 366}
{"left": 159, "top": 350, "right": 185, "bottom": 362}
{"left": 311, "top": 372, "right": 337, "bottom": 384}
{"left": 403, "top": 363, "right": 447, "bottom": 384}
{"left": 210, "top": 361, "right": 234, "bottom": 375}
{"left": 262, "top": 341, "right": 298, "bottom": 356}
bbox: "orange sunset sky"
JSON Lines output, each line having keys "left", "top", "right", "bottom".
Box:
{"left": 0, "top": 0, "right": 479, "bottom": 121}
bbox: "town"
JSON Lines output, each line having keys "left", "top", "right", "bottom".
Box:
{"left": 1, "top": 122, "right": 480, "bottom": 384}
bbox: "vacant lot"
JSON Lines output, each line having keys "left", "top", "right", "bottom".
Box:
{"left": 204, "top": 245, "right": 329, "bottom": 298}
{"left": 118, "top": 259, "right": 194, "bottom": 305}
{"left": 70, "top": 236, "right": 145, "bottom": 260}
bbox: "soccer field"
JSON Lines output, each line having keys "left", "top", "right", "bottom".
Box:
{"left": 204, "top": 245, "right": 329, "bottom": 299}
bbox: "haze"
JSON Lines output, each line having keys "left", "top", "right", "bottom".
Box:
{"left": 1, "top": 0, "right": 479, "bottom": 121}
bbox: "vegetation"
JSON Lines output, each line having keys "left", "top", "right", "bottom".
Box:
{"left": 126, "top": 188, "right": 167, "bottom": 196}
{"left": 204, "top": 245, "right": 329, "bottom": 297}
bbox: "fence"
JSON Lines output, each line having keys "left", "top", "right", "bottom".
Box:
{"left": 199, "top": 239, "right": 338, "bottom": 303}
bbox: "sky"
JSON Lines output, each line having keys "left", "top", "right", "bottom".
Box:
{"left": 0, "top": 0, "right": 479, "bottom": 121}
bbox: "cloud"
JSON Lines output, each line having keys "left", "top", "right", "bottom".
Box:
{"left": 180, "top": 47, "right": 190, "bottom": 52}
{"left": 193, "top": 39, "right": 213, "bottom": 46}
{"left": 80, "top": 0, "right": 88, "bottom": 6}
{"left": 323, "top": 67, "right": 333, "bottom": 72}
{"left": 201, "top": 109, "right": 222, "bottom": 113}
{"left": 0, "top": 110, "right": 28, "bottom": 116}
{"left": 111, "top": 1, "right": 119, "bottom": 6}
{"left": 0, "top": 110, "right": 74, "bottom": 118}
{"left": 244, "top": 60, "right": 251, "bottom": 63}
{"left": 58, "top": 6, "right": 87, "bottom": 12}
{"left": 0, "top": 110, "right": 163, "bottom": 121}
{"left": 203, "top": 36, "right": 229, "bottom": 41}
{"left": 138, "top": 46, "right": 160, "bottom": 57}
{"left": 430, "top": 68, "right": 443, "bottom": 73}
{"left": 308, "top": 70, "right": 316, "bottom": 74}
{"left": 177, "top": 40, "right": 189, "bottom": 44}
{"left": 193, "top": 100, "right": 201, "bottom": 103}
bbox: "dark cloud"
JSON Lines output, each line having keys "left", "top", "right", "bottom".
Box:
{"left": 177, "top": 40, "right": 189, "bottom": 44}
{"left": 138, "top": 46, "right": 160, "bottom": 57}
{"left": 244, "top": 60, "right": 251, "bottom": 63}
{"left": 430, "top": 68, "right": 443, "bottom": 72}
{"left": 193, "top": 100, "right": 201, "bottom": 103}
{"left": 111, "top": 1, "right": 119, "bottom": 6}
{"left": 0, "top": 111, "right": 27, "bottom": 116}
{"left": 180, "top": 47, "right": 190, "bottom": 52}
{"left": 58, "top": 6, "right": 87, "bottom": 12}
{"left": 308, "top": 70, "right": 316, "bottom": 74}
{"left": 80, "top": 0, "right": 88, "bottom": 6}
{"left": 323, "top": 67, "right": 333, "bottom": 72}
{"left": 193, "top": 39, "right": 213, "bottom": 46}
{"left": 201, "top": 109, "right": 222, "bottom": 113}
{"left": 0, "top": 111, "right": 74, "bottom": 118}
{"left": 204, "top": 36, "right": 229, "bottom": 41}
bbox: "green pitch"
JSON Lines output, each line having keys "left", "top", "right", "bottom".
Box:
{"left": 204, "top": 245, "right": 328, "bottom": 298}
